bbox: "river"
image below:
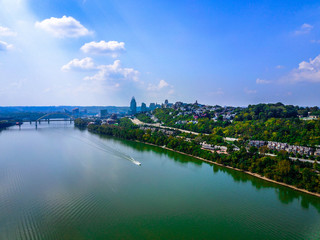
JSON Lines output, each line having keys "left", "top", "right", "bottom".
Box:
{"left": 0, "top": 122, "right": 320, "bottom": 239}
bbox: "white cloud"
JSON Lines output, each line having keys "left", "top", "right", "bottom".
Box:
{"left": 84, "top": 60, "right": 139, "bottom": 83}
{"left": 276, "top": 65, "right": 284, "bottom": 69}
{"left": 72, "top": 60, "right": 140, "bottom": 95}
{"left": 294, "top": 23, "right": 313, "bottom": 35}
{"left": 147, "top": 79, "right": 174, "bottom": 95}
{"left": 159, "top": 79, "right": 169, "bottom": 88}
{"left": 256, "top": 78, "right": 271, "bottom": 84}
{"left": 61, "top": 57, "right": 95, "bottom": 71}
{"left": 244, "top": 88, "right": 257, "bottom": 94}
{"left": 0, "top": 41, "right": 13, "bottom": 51}
{"left": 284, "top": 54, "right": 320, "bottom": 83}
{"left": 80, "top": 41, "right": 125, "bottom": 57}
{"left": 147, "top": 79, "right": 169, "bottom": 91}
{"left": 0, "top": 26, "right": 17, "bottom": 36}
{"left": 35, "top": 16, "right": 91, "bottom": 38}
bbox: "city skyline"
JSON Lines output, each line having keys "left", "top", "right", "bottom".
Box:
{"left": 1, "top": 0, "right": 320, "bottom": 106}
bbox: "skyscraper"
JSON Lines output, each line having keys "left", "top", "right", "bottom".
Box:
{"left": 141, "top": 102, "right": 147, "bottom": 112}
{"left": 149, "top": 103, "right": 156, "bottom": 111}
{"left": 130, "top": 97, "right": 137, "bottom": 114}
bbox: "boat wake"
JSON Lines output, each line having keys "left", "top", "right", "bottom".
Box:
{"left": 53, "top": 129, "right": 141, "bottom": 166}
{"left": 86, "top": 138, "right": 142, "bottom": 166}
{"left": 130, "top": 158, "right": 142, "bottom": 166}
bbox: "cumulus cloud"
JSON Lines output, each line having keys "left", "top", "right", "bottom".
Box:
{"left": 284, "top": 54, "right": 320, "bottom": 83}
{"left": 84, "top": 60, "right": 139, "bottom": 83}
{"left": 158, "top": 79, "right": 169, "bottom": 88}
{"left": 256, "top": 78, "right": 271, "bottom": 84}
{"left": 0, "top": 26, "right": 17, "bottom": 37}
{"left": 61, "top": 57, "right": 95, "bottom": 71}
{"left": 147, "top": 79, "right": 174, "bottom": 95}
{"left": 35, "top": 16, "right": 91, "bottom": 38}
{"left": 80, "top": 40, "right": 125, "bottom": 57}
{"left": 147, "top": 79, "right": 169, "bottom": 91}
{"left": 69, "top": 60, "right": 140, "bottom": 94}
{"left": 294, "top": 23, "right": 313, "bottom": 35}
{"left": 0, "top": 41, "right": 13, "bottom": 51}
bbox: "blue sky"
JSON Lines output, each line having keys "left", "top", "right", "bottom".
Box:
{"left": 0, "top": 0, "right": 320, "bottom": 106}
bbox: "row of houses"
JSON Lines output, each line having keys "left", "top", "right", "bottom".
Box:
{"left": 171, "top": 102, "right": 237, "bottom": 120}
{"left": 101, "top": 118, "right": 117, "bottom": 125}
{"left": 175, "top": 120, "right": 198, "bottom": 125}
{"left": 299, "top": 115, "right": 319, "bottom": 121}
{"left": 139, "top": 126, "right": 175, "bottom": 136}
{"left": 212, "top": 112, "right": 236, "bottom": 122}
{"left": 249, "top": 140, "right": 320, "bottom": 156}
{"left": 201, "top": 143, "right": 228, "bottom": 154}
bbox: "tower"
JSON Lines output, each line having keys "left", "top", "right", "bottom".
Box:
{"left": 130, "top": 97, "right": 137, "bottom": 114}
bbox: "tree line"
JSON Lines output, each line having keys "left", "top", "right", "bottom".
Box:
{"left": 0, "top": 121, "right": 15, "bottom": 129}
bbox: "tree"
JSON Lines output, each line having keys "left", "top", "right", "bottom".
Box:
{"left": 277, "top": 160, "right": 291, "bottom": 176}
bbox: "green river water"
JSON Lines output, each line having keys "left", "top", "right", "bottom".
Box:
{"left": 0, "top": 122, "right": 320, "bottom": 239}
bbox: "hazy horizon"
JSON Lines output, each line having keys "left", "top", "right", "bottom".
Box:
{"left": 0, "top": 100, "right": 319, "bottom": 108}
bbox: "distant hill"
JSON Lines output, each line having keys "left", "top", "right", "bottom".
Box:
{"left": 0, "top": 106, "right": 130, "bottom": 115}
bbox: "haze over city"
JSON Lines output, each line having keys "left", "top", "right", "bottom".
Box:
{"left": 1, "top": 0, "right": 320, "bottom": 107}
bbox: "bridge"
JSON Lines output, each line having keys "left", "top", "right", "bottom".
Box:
{"left": 19, "top": 112, "right": 75, "bottom": 128}
{"left": 36, "top": 112, "right": 74, "bottom": 122}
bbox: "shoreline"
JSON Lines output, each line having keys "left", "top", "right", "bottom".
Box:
{"left": 134, "top": 140, "right": 320, "bottom": 199}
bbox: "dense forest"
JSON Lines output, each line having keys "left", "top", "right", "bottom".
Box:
{"left": 136, "top": 113, "right": 154, "bottom": 123}
{"left": 74, "top": 118, "right": 90, "bottom": 127}
{"left": 234, "top": 103, "right": 320, "bottom": 121}
{"left": 234, "top": 103, "right": 295, "bottom": 120}
{"left": 76, "top": 118, "right": 320, "bottom": 194}
{"left": 215, "top": 118, "right": 320, "bottom": 146}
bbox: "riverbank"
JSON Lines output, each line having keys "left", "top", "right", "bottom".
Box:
{"left": 0, "top": 121, "right": 15, "bottom": 129}
{"left": 134, "top": 140, "right": 320, "bottom": 198}
{"left": 84, "top": 121, "right": 320, "bottom": 198}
